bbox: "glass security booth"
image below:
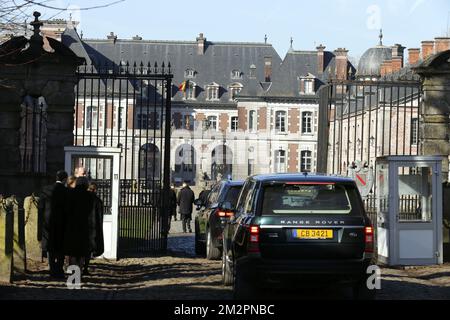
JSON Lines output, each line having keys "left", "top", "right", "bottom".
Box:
{"left": 376, "top": 156, "right": 444, "bottom": 266}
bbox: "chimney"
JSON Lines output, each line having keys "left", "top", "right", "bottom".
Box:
{"left": 334, "top": 48, "right": 349, "bottom": 81}
{"left": 391, "top": 44, "right": 405, "bottom": 64}
{"left": 408, "top": 48, "right": 421, "bottom": 66}
{"left": 196, "top": 33, "right": 206, "bottom": 55}
{"left": 317, "top": 44, "right": 326, "bottom": 75}
{"left": 107, "top": 32, "right": 117, "bottom": 43}
{"left": 434, "top": 37, "right": 450, "bottom": 54}
{"left": 421, "top": 41, "right": 435, "bottom": 60}
{"left": 383, "top": 60, "right": 393, "bottom": 75}
{"left": 391, "top": 56, "right": 402, "bottom": 73}
{"left": 264, "top": 56, "right": 272, "bottom": 82}
{"left": 380, "top": 61, "right": 387, "bottom": 77}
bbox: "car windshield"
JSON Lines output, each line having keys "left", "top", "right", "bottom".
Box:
{"left": 261, "top": 183, "right": 353, "bottom": 215}
{"left": 222, "top": 186, "right": 243, "bottom": 207}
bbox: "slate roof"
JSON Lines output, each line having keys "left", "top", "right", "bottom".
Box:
{"left": 62, "top": 29, "right": 283, "bottom": 104}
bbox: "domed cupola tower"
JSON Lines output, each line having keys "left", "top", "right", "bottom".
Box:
{"left": 357, "top": 30, "right": 392, "bottom": 80}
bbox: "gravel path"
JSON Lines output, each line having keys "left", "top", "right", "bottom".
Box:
{"left": 0, "top": 216, "right": 449, "bottom": 300}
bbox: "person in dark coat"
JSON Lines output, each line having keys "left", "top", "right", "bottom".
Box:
{"left": 63, "top": 176, "right": 95, "bottom": 269}
{"left": 38, "top": 170, "right": 68, "bottom": 278}
{"left": 84, "top": 182, "right": 104, "bottom": 275}
{"left": 177, "top": 181, "right": 195, "bottom": 233}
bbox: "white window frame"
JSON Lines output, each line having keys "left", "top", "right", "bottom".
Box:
{"left": 274, "top": 149, "right": 287, "bottom": 173}
{"left": 207, "top": 115, "right": 218, "bottom": 131}
{"left": 230, "top": 116, "right": 239, "bottom": 132}
{"left": 300, "top": 150, "right": 313, "bottom": 173}
{"left": 85, "top": 106, "right": 99, "bottom": 130}
{"left": 185, "top": 68, "right": 196, "bottom": 78}
{"left": 231, "top": 69, "right": 242, "bottom": 79}
{"left": 184, "top": 81, "right": 197, "bottom": 100}
{"left": 275, "top": 110, "right": 287, "bottom": 133}
{"left": 248, "top": 109, "right": 257, "bottom": 132}
{"left": 229, "top": 83, "right": 243, "bottom": 101}
{"left": 411, "top": 118, "right": 419, "bottom": 145}
{"left": 302, "top": 111, "right": 313, "bottom": 134}
{"left": 206, "top": 83, "right": 220, "bottom": 101}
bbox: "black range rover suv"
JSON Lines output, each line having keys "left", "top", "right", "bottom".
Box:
{"left": 222, "top": 174, "right": 375, "bottom": 300}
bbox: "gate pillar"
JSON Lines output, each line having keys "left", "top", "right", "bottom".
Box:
{"left": 414, "top": 50, "right": 450, "bottom": 183}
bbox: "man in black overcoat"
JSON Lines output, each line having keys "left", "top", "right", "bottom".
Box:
{"left": 177, "top": 181, "right": 195, "bottom": 233}
{"left": 38, "top": 170, "right": 68, "bottom": 278}
{"left": 63, "top": 177, "right": 95, "bottom": 269}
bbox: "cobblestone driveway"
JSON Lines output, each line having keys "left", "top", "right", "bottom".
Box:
{"left": 1, "top": 217, "right": 449, "bottom": 300}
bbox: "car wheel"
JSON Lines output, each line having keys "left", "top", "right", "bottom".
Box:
{"left": 352, "top": 277, "right": 376, "bottom": 300}
{"left": 194, "top": 219, "right": 205, "bottom": 256}
{"left": 206, "top": 227, "right": 221, "bottom": 260}
{"left": 222, "top": 244, "right": 233, "bottom": 286}
{"left": 233, "top": 262, "right": 256, "bottom": 300}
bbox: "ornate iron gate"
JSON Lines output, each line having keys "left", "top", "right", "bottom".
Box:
{"left": 317, "top": 77, "right": 423, "bottom": 223}
{"left": 74, "top": 62, "right": 173, "bottom": 257}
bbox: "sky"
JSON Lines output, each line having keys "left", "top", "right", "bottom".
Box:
{"left": 36, "top": 0, "right": 450, "bottom": 60}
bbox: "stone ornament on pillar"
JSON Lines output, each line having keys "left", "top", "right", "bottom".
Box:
{"left": 413, "top": 50, "right": 450, "bottom": 183}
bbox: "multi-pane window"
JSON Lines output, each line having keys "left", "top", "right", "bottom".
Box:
{"left": 229, "top": 83, "right": 243, "bottom": 101}
{"left": 183, "top": 114, "right": 194, "bottom": 130}
{"left": 249, "top": 110, "right": 257, "bottom": 131}
{"left": 411, "top": 118, "right": 419, "bottom": 145}
{"left": 304, "top": 79, "right": 314, "bottom": 94}
{"left": 185, "top": 69, "right": 196, "bottom": 78}
{"left": 275, "top": 111, "right": 287, "bottom": 133}
{"left": 207, "top": 85, "right": 219, "bottom": 101}
{"left": 85, "top": 106, "right": 98, "bottom": 129}
{"left": 231, "top": 116, "right": 239, "bottom": 132}
{"left": 185, "top": 82, "right": 196, "bottom": 100}
{"left": 275, "top": 150, "right": 287, "bottom": 173}
{"left": 137, "top": 113, "right": 159, "bottom": 129}
{"left": 302, "top": 111, "right": 313, "bottom": 134}
{"left": 207, "top": 116, "right": 218, "bottom": 130}
{"left": 137, "top": 113, "right": 148, "bottom": 129}
{"left": 248, "top": 159, "right": 255, "bottom": 176}
{"left": 118, "top": 106, "right": 126, "bottom": 130}
{"left": 301, "top": 150, "right": 313, "bottom": 173}
{"left": 231, "top": 69, "right": 242, "bottom": 79}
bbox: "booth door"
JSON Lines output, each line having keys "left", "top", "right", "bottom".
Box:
{"left": 393, "top": 163, "right": 442, "bottom": 265}
{"left": 65, "top": 147, "right": 121, "bottom": 260}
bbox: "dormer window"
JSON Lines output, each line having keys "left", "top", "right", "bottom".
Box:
{"left": 299, "top": 74, "right": 316, "bottom": 95}
{"left": 206, "top": 83, "right": 220, "bottom": 101}
{"left": 231, "top": 69, "right": 242, "bottom": 79}
{"left": 185, "top": 68, "right": 196, "bottom": 78}
{"left": 180, "top": 80, "right": 196, "bottom": 100}
{"left": 228, "top": 82, "right": 243, "bottom": 101}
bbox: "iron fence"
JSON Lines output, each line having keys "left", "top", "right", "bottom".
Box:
{"left": 75, "top": 61, "right": 173, "bottom": 257}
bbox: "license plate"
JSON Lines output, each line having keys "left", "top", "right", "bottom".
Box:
{"left": 293, "top": 229, "right": 334, "bottom": 240}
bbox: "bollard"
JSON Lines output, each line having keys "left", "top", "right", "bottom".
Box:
{"left": 24, "top": 194, "right": 41, "bottom": 261}
{"left": 0, "top": 196, "right": 13, "bottom": 283}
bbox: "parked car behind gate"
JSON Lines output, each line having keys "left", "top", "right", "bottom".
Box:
{"left": 222, "top": 174, "right": 375, "bottom": 300}
{"left": 195, "top": 180, "right": 244, "bottom": 260}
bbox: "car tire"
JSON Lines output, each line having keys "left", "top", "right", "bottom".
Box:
{"left": 194, "top": 219, "right": 205, "bottom": 256}
{"left": 222, "top": 244, "right": 233, "bottom": 286}
{"left": 233, "top": 262, "right": 256, "bottom": 300}
{"left": 352, "top": 277, "right": 376, "bottom": 300}
{"left": 206, "top": 227, "right": 221, "bottom": 260}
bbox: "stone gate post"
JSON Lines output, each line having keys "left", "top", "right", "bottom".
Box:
{"left": 414, "top": 50, "right": 450, "bottom": 183}
{"left": 0, "top": 11, "right": 84, "bottom": 198}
